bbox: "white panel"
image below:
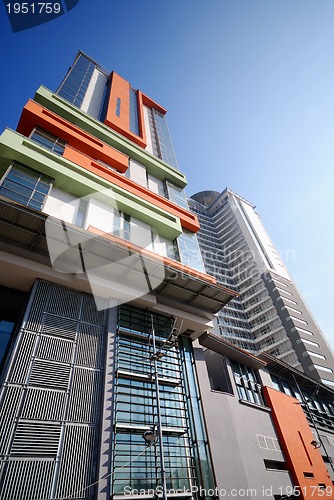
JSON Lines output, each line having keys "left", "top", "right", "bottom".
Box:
{"left": 130, "top": 217, "right": 151, "bottom": 249}
{"left": 143, "top": 106, "right": 154, "bottom": 155}
{"left": 129, "top": 159, "right": 147, "bottom": 188}
{"left": 85, "top": 199, "right": 115, "bottom": 233}
{"left": 81, "top": 69, "right": 108, "bottom": 119}
{"left": 44, "top": 188, "right": 78, "bottom": 224}
{"left": 153, "top": 234, "right": 174, "bottom": 258}
{"left": 147, "top": 173, "right": 164, "bottom": 196}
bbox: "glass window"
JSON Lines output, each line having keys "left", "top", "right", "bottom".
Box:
{"left": 232, "top": 361, "right": 264, "bottom": 405}
{"left": 75, "top": 199, "right": 88, "bottom": 228}
{"left": 116, "top": 97, "right": 121, "bottom": 117}
{"left": 57, "top": 53, "right": 95, "bottom": 108}
{"left": 30, "top": 128, "right": 66, "bottom": 155}
{"left": 129, "top": 88, "right": 139, "bottom": 135}
{"left": 113, "top": 210, "right": 131, "bottom": 241}
{"left": 270, "top": 374, "right": 281, "bottom": 391}
{"left": 0, "top": 286, "right": 27, "bottom": 369}
{"left": 0, "top": 163, "right": 53, "bottom": 211}
{"left": 151, "top": 109, "right": 178, "bottom": 169}
{"left": 165, "top": 181, "right": 189, "bottom": 209}
{"left": 176, "top": 230, "right": 206, "bottom": 273}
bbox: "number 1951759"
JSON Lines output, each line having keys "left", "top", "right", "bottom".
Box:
{"left": 6, "top": 3, "right": 61, "bottom": 14}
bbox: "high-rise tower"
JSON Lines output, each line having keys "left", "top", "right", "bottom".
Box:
{"left": 0, "top": 51, "right": 236, "bottom": 499}
{"left": 189, "top": 188, "right": 334, "bottom": 386}
{"left": 1, "top": 51, "right": 334, "bottom": 500}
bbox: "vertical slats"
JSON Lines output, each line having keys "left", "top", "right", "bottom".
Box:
{"left": 0, "top": 280, "right": 106, "bottom": 499}
{"left": 0, "top": 386, "right": 22, "bottom": 455}
{"left": 56, "top": 425, "right": 96, "bottom": 499}
{"left": 0, "top": 460, "right": 54, "bottom": 500}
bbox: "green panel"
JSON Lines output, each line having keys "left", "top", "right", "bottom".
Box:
{"left": 0, "top": 129, "right": 182, "bottom": 240}
{"left": 34, "top": 86, "right": 187, "bottom": 189}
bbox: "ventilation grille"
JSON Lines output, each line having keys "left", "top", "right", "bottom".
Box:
{"left": 47, "top": 285, "right": 82, "bottom": 318}
{"left": 11, "top": 422, "right": 61, "bottom": 457}
{"left": 75, "top": 323, "right": 104, "bottom": 368}
{"left": 0, "top": 280, "right": 106, "bottom": 499}
{"left": 29, "top": 360, "right": 71, "bottom": 390}
{"left": 257, "top": 434, "right": 281, "bottom": 451}
{"left": 37, "top": 334, "right": 73, "bottom": 363}
{"left": 21, "top": 388, "right": 66, "bottom": 421}
{"left": 0, "top": 459, "right": 55, "bottom": 500}
{"left": 9, "top": 331, "right": 35, "bottom": 384}
{"left": 41, "top": 314, "right": 78, "bottom": 340}
{"left": 67, "top": 368, "right": 101, "bottom": 423}
{"left": 0, "top": 386, "right": 22, "bottom": 455}
{"left": 55, "top": 424, "right": 96, "bottom": 499}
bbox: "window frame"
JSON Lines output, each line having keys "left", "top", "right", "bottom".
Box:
{"left": 0, "top": 162, "right": 53, "bottom": 212}
{"left": 29, "top": 127, "right": 66, "bottom": 156}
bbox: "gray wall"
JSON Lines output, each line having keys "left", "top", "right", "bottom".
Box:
{"left": 194, "top": 347, "right": 293, "bottom": 500}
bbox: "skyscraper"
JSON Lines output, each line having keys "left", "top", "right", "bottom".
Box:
{"left": 0, "top": 51, "right": 236, "bottom": 499}
{"left": 189, "top": 188, "right": 334, "bottom": 385}
{"left": 0, "top": 51, "right": 334, "bottom": 500}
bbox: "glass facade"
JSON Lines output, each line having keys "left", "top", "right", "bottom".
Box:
{"left": 176, "top": 230, "right": 206, "bottom": 273}
{"left": 111, "top": 305, "right": 215, "bottom": 499}
{"left": 57, "top": 53, "right": 95, "bottom": 108}
{"left": 0, "top": 286, "right": 27, "bottom": 370}
{"left": 151, "top": 109, "right": 178, "bottom": 170}
{"left": 113, "top": 211, "right": 131, "bottom": 241}
{"left": 165, "top": 182, "right": 189, "bottom": 210}
{"left": 30, "top": 128, "right": 66, "bottom": 155}
{"left": 129, "top": 88, "right": 140, "bottom": 136}
{"left": 189, "top": 194, "right": 301, "bottom": 366}
{"left": 0, "top": 163, "right": 53, "bottom": 211}
{"left": 231, "top": 361, "right": 264, "bottom": 405}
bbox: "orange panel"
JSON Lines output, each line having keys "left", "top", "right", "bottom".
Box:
{"left": 104, "top": 72, "right": 147, "bottom": 148}
{"left": 62, "top": 146, "right": 200, "bottom": 233}
{"left": 263, "top": 387, "right": 333, "bottom": 499}
{"left": 17, "top": 101, "right": 128, "bottom": 173}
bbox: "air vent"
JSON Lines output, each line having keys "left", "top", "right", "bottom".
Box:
{"left": 257, "top": 434, "right": 281, "bottom": 451}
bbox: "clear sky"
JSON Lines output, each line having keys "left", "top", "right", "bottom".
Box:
{"left": 0, "top": 0, "right": 333, "bottom": 349}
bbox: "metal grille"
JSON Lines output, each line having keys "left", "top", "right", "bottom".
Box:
{"left": 8, "top": 331, "right": 36, "bottom": 384}
{"left": 21, "top": 388, "right": 66, "bottom": 421}
{"left": 41, "top": 314, "right": 78, "bottom": 340}
{"left": 0, "top": 279, "right": 106, "bottom": 499}
{"left": 29, "top": 359, "right": 71, "bottom": 390}
{"left": 75, "top": 323, "right": 104, "bottom": 368}
{"left": 67, "top": 368, "right": 101, "bottom": 423}
{"left": 55, "top": 424, "right": 96, "bottom": 499}
{"left": 0, "top": 459, "right": 55, "bottom": 500}
{"left": 0, "top": 386, "right": 21, "bottom": 455}
{"left": 11, "top": 422, "right": 61, "bottom": 457}
{"left": 36, "top": 334, "right": 73, "bottom": 363}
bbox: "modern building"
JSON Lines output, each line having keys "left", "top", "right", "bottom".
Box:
{"left": 0, "top": 51, "right": 333, "bottom": 500}
{"left": 189, "top": 189, "right": 334, "bottom": 385}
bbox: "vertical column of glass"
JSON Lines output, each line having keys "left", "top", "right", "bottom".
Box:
{"left": 129, "top": 89, "right": 140, "bottom": 136}
{"left": 111, "top": 305, "right": 204, "bottom": 498}
{"left": 179, "top": 337, "right": 217, "bottom": 499}
{"left": 57, "top": 53, "right": 95, "bottom": 108}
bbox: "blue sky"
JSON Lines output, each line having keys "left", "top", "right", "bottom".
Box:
{"left": 1, "top": 0, "right": 333, "bottom": 349}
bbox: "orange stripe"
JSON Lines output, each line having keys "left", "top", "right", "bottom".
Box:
{"left": 63, "top": 146, "right": 200, "bottom": 233}
{"left": 17, "top": 101, "right": 128, "bottom": 173}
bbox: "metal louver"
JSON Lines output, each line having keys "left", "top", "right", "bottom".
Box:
{"left": 0, "top": 279, "right": 107, "bottom": 500}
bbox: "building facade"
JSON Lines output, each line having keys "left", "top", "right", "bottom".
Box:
{"left": 189, "top": 189, "right": 334, "bottom": 386}
{"left": 0, "top": 52, "right": 333, "bottom": 500}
